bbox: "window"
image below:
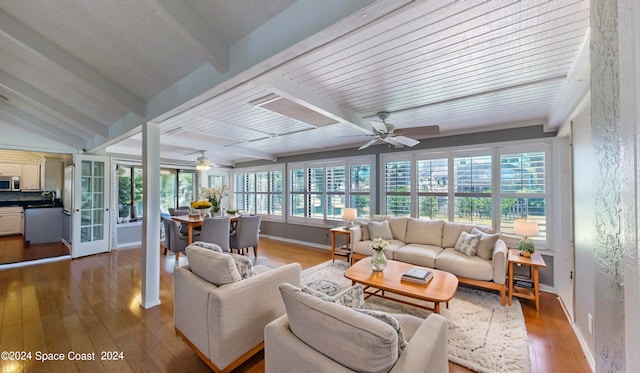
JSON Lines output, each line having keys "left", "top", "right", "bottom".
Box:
{"left": 417, "top": 158, "right": 448, "bottom": 220}
{"left": 289, "top": 157, "right": 374, "bottom": 223}
{"left": 499, "top": 151, "right": 547, "bottom": 240}
{"left": 178, "top": 171, "right": 197, "bottom": 208}
{"left": 117, "top": 165, "right": 143, "bottom": 222}
{"left": 452, "top": 155, "right": 492, "bottom": 225}
{"left": 160, "top": 169, "right": 177, "bottom": 214}
{"left": 384, "top": 160, "right": 411, "bottom": 217}
{"left": 233, "top": 166, "right": 284, "bottom": 220}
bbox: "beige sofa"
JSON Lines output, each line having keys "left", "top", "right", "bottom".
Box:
{"left": 351, "top": 216, "right": 508, "bottom": 305}
{"left": 174, "top": 250, "right": 301, "bottom": 373}
{"left": 265, "top": 283, "right": 448, "bottom": 373}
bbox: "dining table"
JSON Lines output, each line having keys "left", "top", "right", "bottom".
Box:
{"left": 172, "top": 214, "right": 240, "bottom": 244}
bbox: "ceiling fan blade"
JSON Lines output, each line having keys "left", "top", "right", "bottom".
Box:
{"left": 399, "top": 126, "right": 440, "bottom": 138}
{"left": 391, "top": 136, "right": 420, "bottom": 147}
{"left": 358, "top": 138, "right": 379, "bottom": 150}
{"left": 370, "top": 120, "right": 388, "bottom": 133}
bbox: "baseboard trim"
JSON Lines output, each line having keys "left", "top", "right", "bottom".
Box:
{"left": 0, "top": 255, "right": 71, "bottom": 270}
{"left": 117, "top": 241, "right": 142, "bottom": 249}
{"left": 556, "top": 295, "right": 595, "bottom": 372}
{"left": 260, "top": 234, "right": 330, "bottom": 250}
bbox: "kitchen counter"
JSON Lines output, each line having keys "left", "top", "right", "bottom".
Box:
{"left": 24, "top": 207, "right": 64, "bottom": 244}
{"left": 0, "top": 199, "right": 63, "bottom": 208}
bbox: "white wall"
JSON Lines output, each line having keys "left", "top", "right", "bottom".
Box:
{"left": 571, "top": 95, "right": 595, "bottom": 364}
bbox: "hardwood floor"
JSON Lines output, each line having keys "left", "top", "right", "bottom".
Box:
{"left": 0, "top": 234, "right": 69, "bottom": 265}
{"left": 0, "top": 236, "right": 591, "bottom": 372}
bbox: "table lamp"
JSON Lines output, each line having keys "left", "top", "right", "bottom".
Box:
{"left": 342, "top": 208, "right": 357, "bottom": 229}
{"left": 514, "top": 219, "right": 539, "bottom": 257}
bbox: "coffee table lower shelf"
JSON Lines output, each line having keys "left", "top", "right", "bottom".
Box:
{"left": 344, "top": 257, "right": 459, "bottom": 314}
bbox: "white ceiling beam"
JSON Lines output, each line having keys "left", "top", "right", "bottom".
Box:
{"left": 85, "top": 112, "right": 145, "bottom": 153}
{"left": 151, "top": 0, "right": 229, "bottom": 73}
{"left": 0, "top": 102, "right": 85, "bottom": 147}
{"left": 547, "top": 30, "right": 591, "bottom": 129}
{"left": 159, "top": 135, "right": 276, "bottom": 162}
{"left": 0, "top": 70, "right": 108, "bottom": 138}
{"left": 146, "top": 0, "right": 408, "bottom": 123}
{"left": 257, "top": 73, "right": 371, "bottom": 134}
{"left": 0, "top": 10, "right": 145, "bottom": 117}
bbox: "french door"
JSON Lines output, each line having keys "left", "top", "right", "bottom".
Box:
{"left": 72, "top": 155, "right": 111, "bottom": 258}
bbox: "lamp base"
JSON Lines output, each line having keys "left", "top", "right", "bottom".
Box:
{"left": 344, "top": 221, "right": 356, "bottom": 229}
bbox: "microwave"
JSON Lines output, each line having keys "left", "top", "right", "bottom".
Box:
{"left": 0, "top": 176, "right": 20, "bottom": 191}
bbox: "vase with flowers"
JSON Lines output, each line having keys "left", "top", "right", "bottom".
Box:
{"left": 200, "top": 185, "right": 229, "bottom": 216}
{"left": 190, "top": 200, "right": 212, "bottom": 218}
{"left": 370, "top": 237, "right": 389, "bottom": 272}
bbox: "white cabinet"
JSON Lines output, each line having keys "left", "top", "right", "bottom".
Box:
{"left": 0, "top": 163, "right": 21, "bottom": 176}
{"left": 0, "top": 207, "right": 24, "bottom": 236}
{"left": 21, "top": 164, "right": 40, "bottom": 190}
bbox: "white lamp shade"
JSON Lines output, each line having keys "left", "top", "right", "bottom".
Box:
{"left": 342, "top": 208, "right": 357, "bottom": 221}
{"left": 196, "top": 163, "right": 211, "bottom": 171}
{"left": 514, "top": 219, "right": 539, "bottom": 237}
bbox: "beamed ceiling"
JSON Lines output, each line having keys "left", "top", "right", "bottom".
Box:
{"left": 0, "top": 0, "right": 590, "bottom": 166}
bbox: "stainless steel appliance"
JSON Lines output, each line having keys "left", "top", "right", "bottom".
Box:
{"left": 0, "top": 176, "right": 20, "bottom": 191}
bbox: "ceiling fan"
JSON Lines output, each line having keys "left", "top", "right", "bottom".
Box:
{"left": 188, "top": 150, "right": 214, "bottom": 170}
{"left": 357, "top": 112, "right": 439, "bottom": 150}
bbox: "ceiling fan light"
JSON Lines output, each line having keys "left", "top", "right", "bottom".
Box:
{"left": 196, "top": 163, "right": 211, "bottom": 171}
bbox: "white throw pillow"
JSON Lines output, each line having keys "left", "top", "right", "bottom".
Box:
{"left": 471, "top": 227, "right": 500, "bottom": 260}
{"left": 302, "top": 284, "right": 366, "bottom": 309}
{"left": 355, "top": 309, "right": 408, "bottom": 354}
{"left": 229, "top": 253, "right": 256, "bottom": 279}
{"left": 454, "top": 231, "right": 481, "bottom": 257}
{"left": 185, "top": 245, "right": 241, "bottom": 285}
{"left": 368, "top": 220, "right": 394, "bottom": 241}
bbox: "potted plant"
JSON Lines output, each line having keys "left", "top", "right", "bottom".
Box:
{"left": 518, "top": 240, "right": 535, "bottom": 257}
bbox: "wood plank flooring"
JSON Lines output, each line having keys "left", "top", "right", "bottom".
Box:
{"left": 0, "top": 236, "right": 591, "bottom": 372}
{"left": 0, "top": 234, "right": 69, "bottom": 265}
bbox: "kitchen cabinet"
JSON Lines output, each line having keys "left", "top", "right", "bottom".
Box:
{"left": 0, "top": 163, "right": 21, "bottom": 176}
{"left": 24, "top": 207, "right": 63, "bottom": 244}
{"left": 21, "top": 164, "right": 40, "bottom": 190}
{"left": 0, "top": 206, "right": 24, "bottom": 236}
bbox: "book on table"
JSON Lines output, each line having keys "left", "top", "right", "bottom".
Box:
{"left": 401, "top": 267, "right": 433, "bottom": 285}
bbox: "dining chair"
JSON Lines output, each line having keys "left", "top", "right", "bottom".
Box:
{"left": 199, "top": 216, "right": 231, "bottom": 252}
{"left": 229, "top": 215, "right": 262, "bottom": 259}
{"left": 163, "top": 216, "right": 199, "bottom": 259}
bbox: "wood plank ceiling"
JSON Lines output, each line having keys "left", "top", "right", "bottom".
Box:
{"left": 0, "top": 0, "right": 590, "bottom": 166}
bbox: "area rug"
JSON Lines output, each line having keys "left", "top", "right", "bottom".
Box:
{"left": 301, "top": 261, "right": 531, "bottom": 373}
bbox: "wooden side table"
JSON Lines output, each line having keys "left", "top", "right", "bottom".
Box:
{"left": 330, "top": 227, "right": 351, "bottom": 263}
{"left": 508, "top": 249, "right": 547, "bottom": 310}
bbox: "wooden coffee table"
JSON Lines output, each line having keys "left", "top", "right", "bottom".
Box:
{"left": 344, "top": 257, "right": 458, "bottom": 314}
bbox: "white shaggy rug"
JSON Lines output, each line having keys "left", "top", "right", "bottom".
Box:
{"left": 302, "top": 261, "right": 531, "bottom": 373}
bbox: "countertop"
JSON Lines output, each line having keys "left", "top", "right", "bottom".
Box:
{"left": 0, "top": 199, "right": 63, "bottom": 209}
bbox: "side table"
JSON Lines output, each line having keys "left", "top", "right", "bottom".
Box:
{"left": 508, "top": 249, "right": 547, "bottom": 310}
{"left": 330, "top": 227, "right": 351, "bottom": 263}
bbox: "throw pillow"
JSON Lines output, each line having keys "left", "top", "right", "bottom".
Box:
{"left": 368, "top": 220, "right": 394, "bottom": 241}
{"left": 355, "top": 309, "right": 408, "bottom": 354}
{"left": 189, "top": 241, "right": 223, "bottom": 252}
{"left": 471, "top": 227, "right": 500, "bottom": 260}
{"left": 302, "top": 284, "right": 366, "bottom": 309}
{"left": 229, "top": 253, "right": 256, "bottom": 279}
{"left": 359, "top": 223, "right": 370, "bottom": 241}
{"left": 185, "top": 245, "right": 242, "bottom": 286}
{"left": 454, "top": 231, "right": 481, "bottom": 257}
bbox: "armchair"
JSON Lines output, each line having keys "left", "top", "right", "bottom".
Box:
{"left": 174, "top": 249, "right": 301, "bottom": 373}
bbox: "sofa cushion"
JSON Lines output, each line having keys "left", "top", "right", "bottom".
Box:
{"left": 442, "top": 222, "right": 493, "bottom": 248}
{"left": 368, "top": 220, "right": 394, "bottom": 240}
{"left": 454, "top": 231, "right": 481, "bottom": 256}
{"left": 185, "top": 245, "right": 242, "bottom": 285}
{"left": 353, "top": 239, "right": 405, "bottom": 260}
{"left": 435, "top": 248, "right": 494, "bottom": 281}
{"left": 387, "top": 217, "right": 409, "bottom": 242}
{"left": 355, "top": 309, "right": 407, "bottom": 354}
{"left": 302, "top": 284, "right": 366, "bottom": 309}
{"left": 279, "top": 283, "right": 399, "bottom": 373}
{"left": 471, "top": 227, "right": 500, "bottom": 260}
{"left": 357, "top": 222, "right": 370, "bottom": 241}
{"left": 405, "top": 218, "right": 444, "bottom": 246}
{"left": 393, "top": 244, "right": 443, "bottom": 268}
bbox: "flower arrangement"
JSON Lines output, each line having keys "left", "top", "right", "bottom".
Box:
{"left": 191, "top": 200, "right": 212, "bottom": 209}
{"left": 200, "top": 185, "right": 230, "bottom": 213}
{"left": 371, "top": 237, "right": 389, "bottom": 252}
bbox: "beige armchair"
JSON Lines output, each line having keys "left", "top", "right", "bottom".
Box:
{"left": 265, "top": 283, "right": 449, "bottom": 373}
{"left": 174, "top": 252, "right": 301, "bottom": 373}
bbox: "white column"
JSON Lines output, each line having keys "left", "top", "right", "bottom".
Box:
{"left": 140, "top": 121, "right": 161, "bottom": 308}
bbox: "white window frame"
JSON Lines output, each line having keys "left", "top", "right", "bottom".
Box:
{"left": 288, "top": 155, "right": 375, "bottom": 226}
{"left": 232, "top": 164, "right": 285, "bottom": 222}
